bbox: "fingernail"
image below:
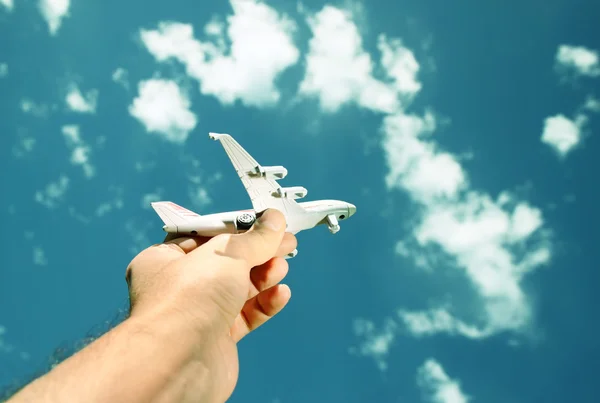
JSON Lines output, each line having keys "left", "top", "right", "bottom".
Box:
{"left": 257, "top": 209, "right": 283, "bottom": 231}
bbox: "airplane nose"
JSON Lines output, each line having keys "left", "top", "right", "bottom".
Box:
{"left": 348, "top": 203, "right": 356, "bottom": 217}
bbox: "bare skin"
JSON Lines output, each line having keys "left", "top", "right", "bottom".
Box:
{"left": 8, "top": 209, "right": 297, "bottom": 403}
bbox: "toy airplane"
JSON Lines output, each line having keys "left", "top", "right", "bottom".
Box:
{"left": 151, "top": 132, "right": 356, "bottom": 258}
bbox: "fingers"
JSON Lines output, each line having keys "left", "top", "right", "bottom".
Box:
{"left": 248, "top": 257, "right": 289, "bottom": 299}
{"left": 164, "top": 236, "right": 212, "bottom": 254}
{"left": 200, "top": 209, "right": 288, "bottom": 268}
{"left": 231, "top": 284, "right": 291, "bottom": 342}
{"left": 125, "top": 236, "right": 210, "bottom": 285}
{"left": 164, "top": 223, "right": 294, "bottom": 258}
{"left": 276, "top": 232, "right": 297, "bottom": 258}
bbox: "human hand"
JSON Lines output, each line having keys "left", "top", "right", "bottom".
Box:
{"left": 125, "top": 209, "right": 297, "bottom": 402}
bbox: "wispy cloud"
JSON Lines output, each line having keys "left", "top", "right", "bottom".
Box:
{"left": 33, "top": 247, "right": 48, "bottom": 266}
{"left": 189, "top": 186, "right": 211, "bottom": 209}
{"left": 351, "top": 309, "right": 488, "bottom": 371}
{"left": 134, "top": 161, "right": 156, "bottom": 173}
{"left": 129, "top": 79, "right": 198, "bottom": 143}
{"left": 583, "top": 96, "right": 600, "bottom": 112}
{"left": 62, "top": 125, "right": 96, "bottom": 178}
{"left": 299, "top": 6, "right": 419, "bottom": 113}
{"left": 35, "top": 175, "right": 69, "bottom": 209}
{"left": 140, "top": 0, "right": 299, "bottom": 107}
{"left": 141, "top": 190, "right": 164, "bottom": 209}
{"left": 0, "top": 62, "right": 7, "bottom": 77}
{"left": 12, "top": 132, "right": 36, "bottom": 158}
{"left": 350, "top": 318, "right": 397, "bottom": 371}
{"left": 0, "top": 326, "right": 14, "bottom": 353}
{"left": 555, "top": 44, "right": 600, "bottom": 78}
{"left": 125, "top": 219, "right": 154, "bottom": 254}
{"left": 39, "top": 0, "right": 71, "bottom": 35}
{"left": 0, "top": 0, "right": 13, "bottom": 12}
{"left": 65, "top": 84, "right": 98, "bottom": 114}
{"left": 112, "top": 67, "right": 129, "bottom": 89}
{"left": 20, "top": 99, "right": 52, "bottom": 117}
{"left": 417, "top": 359, "right": 470, "bottom": 403}
{"left": 398, "top": 308, "right": 490, "bottom": 339}
{"left": 95, "top": 188, "right": 124, "bottom": 217}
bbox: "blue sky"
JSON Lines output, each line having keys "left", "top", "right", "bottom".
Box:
{"left": 1, "top": 0, "right": 600, "bottom": 402}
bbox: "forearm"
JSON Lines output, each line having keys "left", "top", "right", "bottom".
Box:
{"left": 8, "top": 308, "right": 213, "bottom": 403}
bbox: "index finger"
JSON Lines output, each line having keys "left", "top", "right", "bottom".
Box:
{"left": 164, "top": 235, "right": 212, "bottom": 254}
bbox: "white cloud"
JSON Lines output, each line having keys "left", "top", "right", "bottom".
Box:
{"left": 541, "top": 114, "right": 586, "bottom": 157}
{"left": 0, "top": 0, "right": 13, "bottom": 11}
{"left": 66, "top": 84, "right": 98, "bottom": 113}
{"left": 140, "top": 0, "right": 299, "bottom": 107}
{"left": 383, "top": 112, "right": 466, "bottom": 203}
{"left": 33, "top": 247, "right": 48, "bottom": 266}
{"left": 62, "top": 125, "right": 95, "bottom": 178}
{"left": 409, "top": 192, "right": 549, "bottom": 334}
{"left": 379, "top": 109, "right": 551, "bottom": 340}
{"left": 556, "top": 45, "right": 600, "bottom": 77}
{"left": 129, "top": 79, "right": 198, "bottom": 143}
{"left": 35, "top": 175, "right": 69, "bottom": 209}
{"left": 299, "top": 6, "right": 420, "bottom": 114}
{"left": 583, "top": 96, "right": 600, "bottom": 112}
{"left": 0, "top": 63, "right": 7, "bottom": 77}
{"left": 399, "top": 308, "right": 490, "bottom": 340}
{"left": 296, "top": 7, "right": 554, "bottom": 342}
{"left": 417, "top": 359, "right": 470, "bottom": 403}
{"left": 39, "top": 0, "right": 70, "bottom": 35}
{"left": 112, "top": 67, "right": 129, "bottom": 89}
{"left": 378, "top": 35, "right": 422, "bottom": 95}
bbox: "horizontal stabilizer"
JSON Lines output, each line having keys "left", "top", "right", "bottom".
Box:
{"left": 151, "top": 201, "right": 200, "bottom": 232}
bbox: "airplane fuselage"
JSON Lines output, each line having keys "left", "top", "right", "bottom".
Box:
{"left": 161, "top": 199, "right": 354, "bottom": 237}
{"left": 151, "top": 132, "right": 357, "bottom": 259}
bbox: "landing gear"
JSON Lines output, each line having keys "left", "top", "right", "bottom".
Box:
{"left": 326, "top": 214, "right": 340, "bottom": 234}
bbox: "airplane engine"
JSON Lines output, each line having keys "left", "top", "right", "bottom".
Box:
{"left": 259, "top": 166, "right": 288, "bottom": 180}
{"left": 272, "top": 186, "right": 308, "bottom": 199}
{"left": 235, "top": 212, "right": 256, "bottom": 231}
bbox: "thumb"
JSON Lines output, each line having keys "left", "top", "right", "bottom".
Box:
{"left": 236, "top": 209, "right": 287, "bottom": 267}
{"left": 200, "top": 209, "right": 287, "bottom": 268}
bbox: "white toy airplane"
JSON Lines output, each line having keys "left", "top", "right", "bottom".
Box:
{"left": 151, "top": 132, "right": 356, "bottom": 258}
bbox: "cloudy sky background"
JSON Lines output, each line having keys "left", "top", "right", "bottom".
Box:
{"left": 1, "top": 0, "right": 599, "bottom": 402}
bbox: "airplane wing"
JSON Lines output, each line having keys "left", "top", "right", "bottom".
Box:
{"left": 209, "top": 133, "right": 305, "bottom": 217}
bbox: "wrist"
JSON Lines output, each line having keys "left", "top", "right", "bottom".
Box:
{"left": 10, "top": 304, "right": 216, "bottom": 403}
{"left": 129, "top": 295, "right": 220, "bottom": 341}
{"left": 123, "top": 311, "right": 216, "bottom": 402}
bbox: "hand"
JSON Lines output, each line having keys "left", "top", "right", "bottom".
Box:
{"left": 125, "top": 209, "right": 297, "bottom": 402}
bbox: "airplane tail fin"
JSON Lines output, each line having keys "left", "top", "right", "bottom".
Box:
{"left": 151, "top": 201, "right": 201, "bottom": 231}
